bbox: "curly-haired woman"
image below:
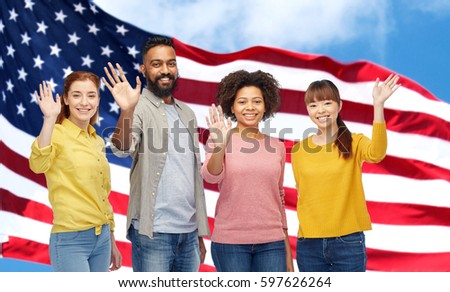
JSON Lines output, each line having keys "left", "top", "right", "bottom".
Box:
{"left": 201, "top": 70, "right": 293, "bottom": 272}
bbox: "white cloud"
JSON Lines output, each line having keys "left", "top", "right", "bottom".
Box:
{"left": 404, "top": 0, "right": 450, "bottom": 15}
{"left": 94, "top": 0, "right": 391, "bottom": 53}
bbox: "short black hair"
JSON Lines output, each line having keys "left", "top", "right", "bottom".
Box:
{"left": 141, "top": 35, "right": 175, "bottom": 61}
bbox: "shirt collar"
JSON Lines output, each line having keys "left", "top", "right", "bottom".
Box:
{"left": 142, "top": 88, "right": 182, "bottom": 110}
{"left": 61, "top": 118, "right": 97, "bottom": 138}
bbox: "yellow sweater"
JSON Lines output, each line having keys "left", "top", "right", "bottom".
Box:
{"left": 291, "top": 123, "right": 387, "bottom": 238}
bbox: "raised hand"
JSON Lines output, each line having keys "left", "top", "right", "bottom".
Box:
{"left": 102, "top": 62, "right": 141, "bottom": 112}
{"left": 372, "top": 73, "right": 401, "bottom": 105}
{"left": 35, "top": 81, "right": 61, "bottom": 120}
{"left": 205, "top": 104, "right": 232, "bottom": 147}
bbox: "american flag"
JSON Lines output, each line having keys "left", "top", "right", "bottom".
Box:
{"left": 1, "top": 0, "right": 449, "bottom": 272}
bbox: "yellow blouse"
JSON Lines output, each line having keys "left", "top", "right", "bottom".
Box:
{"left": 29, "top": 119, "right": 114, "bottom": 235}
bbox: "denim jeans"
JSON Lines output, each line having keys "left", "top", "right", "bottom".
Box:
{"left": 211, "top": 240, "right": 286, "bottom": 272}
{"left": 296, "top": 232, "right": 366, "bottom": 272}
{"left": 128, "top": 225, "right": 200, "bottom": 272}
{"left": 49, "top": 224, "right": 111, "bottom": 272}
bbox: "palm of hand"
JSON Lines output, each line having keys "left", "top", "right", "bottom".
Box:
{"left": 209, "top": 120, "right": 230, "bottom": 146}
{"left": 39, "top": 96, "right": 61, "bottom": 118}
{"left": 111, "top": 82, "right": 140, "bottom": 109}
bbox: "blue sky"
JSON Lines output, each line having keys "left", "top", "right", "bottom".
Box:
{"left": 93, "top": 0, "right": 450, "bottom": 104}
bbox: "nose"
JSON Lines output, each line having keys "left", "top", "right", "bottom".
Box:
{"left": 80, "top": 95, "right": 88, "bottom": 105}
{"left": 317, "top": 104, "right": 325, "bottom": 113}
{"left": 160, "top": 63, "right": 169, "bottom": 74}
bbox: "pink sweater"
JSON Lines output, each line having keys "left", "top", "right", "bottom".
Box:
{"left": 201, "top": 134, "right": 287, "bottom": 244}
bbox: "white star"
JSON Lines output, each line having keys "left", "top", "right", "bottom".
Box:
{"left": 0, "top": 20, "right": 4, "bottom": 33}
{"left": 37, "top": 21, "right": 48, "bottom": 34}
{"left": 90, "top": 3, "right": 99, "bottom": 14}
{"left": 21, "top": 32, "right": 32, "bottom": 45}
{"left": 81, "top": 54, "right": 94, "bottom": 68}
{"left": 25, "top": 0, "right": 35, "bottom": 10}
{"left": 30, "top": 92, "right": 37, "bottom": 104}
{"left": 46, "top": 78, "right": 58, "bottom": 91}
{"left": 17, "top": 68, "right": 28, "bottom": 81}
{"left": 63, "top": 66, "right": 73, "bottom": 78}
{"left": 17, "top": 103, "right": 26, "bottom": 116}
{"left": 133, "top": 62, "right": 140, "bottom": 72}
{"left": 6, "top": 79, "right": 14, "bottom": 93}
{"left": 127, "top": 45, "right": 139, "bottom": 59}
{"left": 6, "top": 44, "right": 15, "bottom": 57}
{"left": 0, "top": 56, "right": 4, "bottom": 68}
{"left": 109, "top": 101, "right": 120, "bottom": 114}
{"left": 2, "top": 91, "right": 6, "bottom": 102}
{"left": 96, "top": 115, "right": 104, "bottom": 127}
{"left": 55, "top": 10, "right": 67, "bottom": 23}
{"left": 33, "top": 55, "right": 44, "bottom": 69}
{"left": 74, "top": 3, "right": 86, "bottom": 14}
{"left": 68, "top": 32, "right": 80, "bottom": 45}
{"left": 104, "top": 133, "right": 112, "bottom": 148}
{"left": 88, "top": 23, "right": 100, "bottom": 35}
{"left": 116, "top": 25, "right": 128, "bottom": 36}
{"left": 101, "top": 45, "right": 113, "bottom": 57}
{"left": 9, "top": 9, "right": 19, "bottom": 22}
{"left": 50, "top": 43, "right": 61, "bottom": 57}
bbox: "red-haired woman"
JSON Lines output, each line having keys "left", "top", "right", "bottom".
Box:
{"left": 29, "top": 71, "right": 122, "bottom": 272}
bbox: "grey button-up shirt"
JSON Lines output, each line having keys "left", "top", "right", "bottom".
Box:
{"left": 111, "top": 88, "right": 210, "bottom": 239}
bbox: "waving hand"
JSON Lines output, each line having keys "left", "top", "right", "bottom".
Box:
{"left": 103, "top": 62, "right": 141, "bottom": 112}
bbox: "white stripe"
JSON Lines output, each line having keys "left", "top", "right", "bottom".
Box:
{"left": 3, "top": 102, "right": 450, "bottom": 172}
{"left": 0, "top": 211, "right": 129, "bottom": 245}
{"left": 367, "top": 224, "right": 450, "bottom": 253}
{"left": 188, "top": 103, "right": 450, "bottom": 170}
{"left": 1, "top": 165, "right": 51, "bottom": 208}
{"left": 178, "top": 57, "right": 450, "bottom": 122}
{"left": 3, "top": 113, "right": 449, "bottom": 209}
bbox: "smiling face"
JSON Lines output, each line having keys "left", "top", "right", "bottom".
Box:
{"left": 140, "top": 44, "right": 178, "bottom": 98}
{"left": 306, "top": 99, "right": 342, "bottom": 131}
{"left": 231, "top": 86, "right": 265, "bottom": 130}
{"left": 64, "top": 80, "right": 100, "bottom": 130}
{"left": 304, "top": 80, "right": 343, "bottom": 133}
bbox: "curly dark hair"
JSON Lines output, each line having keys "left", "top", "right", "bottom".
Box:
{"left": 216, "top": 70, "right": 281, "bottom": 121}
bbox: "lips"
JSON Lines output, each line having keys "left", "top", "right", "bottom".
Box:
{"left": 317, "top": 115, "right": 329, "bottom": 122}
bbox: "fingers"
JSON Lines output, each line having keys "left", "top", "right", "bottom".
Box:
{"left": 103, "top": 62, "right": 118, "bottom": 86}
{"left": 226, "top": 117, "right": 232, "bottom": 128}
{"left": 116, "top": 63, "right": 128, "bottom": 83}
{"left": 135, "top": 76, "right": 142, "bottom": 92}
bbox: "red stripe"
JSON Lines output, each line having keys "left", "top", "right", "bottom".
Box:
{"left": 0, "top": 189, "right": 53, "bottom": 224}
{"left": 199, "top": 129, "right": 450, "bottom": 182}
{"left": 0, "top": 141, "right": 46, "bottom": 187}
{"left": 367, "top": 248, "right": 450, "bottom": 271}
{"left": 1, "top": 236, "right": 215, "bottom": 271}
{"left": 176, "top": 78, "right": 450, "bottom": 141}
{"left": 368, "top": 201, "right": 450, "bottom": 226}
{"left": 173, "top": 38, "right": 440, "bottom": 101}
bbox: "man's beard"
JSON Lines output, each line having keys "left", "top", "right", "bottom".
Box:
{"left": 147, "top": 73, "right": 178, "bottom": 98}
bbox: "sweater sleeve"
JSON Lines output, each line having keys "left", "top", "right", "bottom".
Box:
{"left": 200, "top": 137, "right": 225, "bottom": 184}
{"left": 359, "top": 122, "right": 387, "bottom": 163}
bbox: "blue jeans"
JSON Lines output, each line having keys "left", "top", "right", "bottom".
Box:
{"left": 211, "top": 240, "right": 286, "bottom": 272}
{"left": 296, "top": 232, "right": 366, "bottom": 272}
{"left": 128, "top": 225, "right": 200, "bottom": 272}
{"left": 49, "top": 224, "right": 111, "bottom": 272}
